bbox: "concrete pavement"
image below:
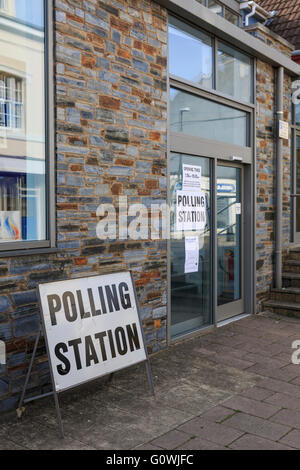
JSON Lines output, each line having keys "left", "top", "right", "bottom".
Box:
{"left": 1, "top": 312, "right": 300, "bottom": 450}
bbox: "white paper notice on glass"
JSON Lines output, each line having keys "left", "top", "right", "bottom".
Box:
{"left": 184, "top": 236, "right": 199, "bottom": 274}
{"left": 236, "top": 203, "right": 241, "bottom": 215}
{"left": 176, "top": 191, "right": 207, "bottom": 232}
{"left": 182, "top": 164, "right": 202, "bottom": 191}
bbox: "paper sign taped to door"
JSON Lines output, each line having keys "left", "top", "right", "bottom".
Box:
{"left": 182, "top": 164, "right": 202, "bottom": 191}
{"left": 176, "top": 191, "right": 207, "bottom": 231}
{"left": 184, "top": 236, "right": 199, "bottom": 274}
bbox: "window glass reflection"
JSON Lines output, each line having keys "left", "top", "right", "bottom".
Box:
{"left": 0, "top": 0, "right": 44, "bottom": 27}
{"left": 207, "top": 0, "right": 223, "bottom": 15}
{"left": 225, "top": 9, "right": 239, "bottom": 26}
{"left": 217, "top": 166, "right": 241, "bottom": 305}
{"left": 168, "top": 16, "right": 213, "bottom": 89}
{"left": 296, "top": 103, "right": 300, "bottom": 126}
{"left": 0, "top": 0, "right": 46, "bottom": 243}
{"left": 170, "top": 87, "right": 249, "bottom": 147}
{"left": 217, "top": 41, "right": 252, "bottom": 103}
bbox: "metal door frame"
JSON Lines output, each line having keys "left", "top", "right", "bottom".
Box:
{"left": 216, "top": 161, "right": 245, "bottom": 322}
{"left": 166, "top": 12, "right": 256, "bottom": 342}
{"left": 167, "top": 150, "right": 252, "bottom": 341}
{"left": 292, "top": 131, "right": 300, "bottom": 244}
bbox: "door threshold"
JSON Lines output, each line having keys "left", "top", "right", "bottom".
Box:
{"left": 217, "top": 313, "right": 251, "bottom": 328}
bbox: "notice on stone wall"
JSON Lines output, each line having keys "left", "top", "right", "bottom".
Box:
{"left": 279, "top": 120, "right": 289, "bottom": 140}
{"left": 176, "top": 191, "right": 207, "bottom": 231}
{"left": 38, "top": 272, "right": 147, "bottom": 392}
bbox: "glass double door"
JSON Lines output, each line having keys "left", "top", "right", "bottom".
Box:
{"left": 170, "top": 154, "right": 244, "bottom": 339}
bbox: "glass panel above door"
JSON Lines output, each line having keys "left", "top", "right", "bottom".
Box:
{"left": 170, "top": 153, "right": 212, "bottom": 338}
{"left": 168, "top": 16, "right": 213, "bottom": 89}
{"left": 170, "top": 87, "right": 250, "bottom": 147}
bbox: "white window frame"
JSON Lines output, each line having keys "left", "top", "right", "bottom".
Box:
{"left": 0, "top": 0, "right": 9, "bottom": 12}
{"left": 0, "top": 74, "right": 24, "bottom": 130}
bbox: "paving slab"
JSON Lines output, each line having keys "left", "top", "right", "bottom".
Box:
{"left": 1, "top": 312, "right": 300, "bottom": 450}
{"left": 150, "top": 430, "right": 191, "bottom": 450}
{"left": 257, "top": 377, "right": 300, "bottom": 398}
{"left": 177, "top": 417, "right": 244, "bottom": 446}
{"left": 223, "top": 412, "right": 291, "bottom": 441}
{"left": 177, "top": 437, "right": 226, "bottom": 450}
{"left": 197, "top": 405, "right": 236, "bottom": 423}
{"left": 221, "top": 395, "right": 281, "bottom": 419}
{"left": 240, "top": 386, "right": 275, "bottom": 401}
{"left": 271, "top": 408, "right": 300, "bottom": 430}
{"left": 229, "top": 434, "right": 294, "bottom": 450}
{"left": 265, "top": 392, "right": 300, "bottom": 411}
{"left": 280, "top": 430, "right": 300, "bottom": 448}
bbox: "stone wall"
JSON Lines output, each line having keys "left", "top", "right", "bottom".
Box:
{"left": 0, "top": 1, "right": 294, "bottom": 414}
{"left": 0, "top": 0, "right": 168, "bottom": 413}
{"left": 244, "top": 23, "right": 294, "bottom": 57}
{"left": 255, "top": 54, "right": 292, "bottom": 311}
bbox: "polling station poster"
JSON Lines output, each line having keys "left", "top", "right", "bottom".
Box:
{"left": 38, "top": 272, "right": 147, "bottom": 392}
{"left": 176, "top": 190, "right": 207, "bottom": 232}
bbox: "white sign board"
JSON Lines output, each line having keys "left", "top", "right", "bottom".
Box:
{"left": 38, "top": 272, "right": 147, "bottom": 392}
{"left": 182, "top": 164, "right": 202, "bottom": 191}
{"left": 236, "top": 203, "right": 241, "bottom": 215}
{"left": 176, "top": 191, "right": 207, "bottom": 231}
{"left": 279, "top": 120, "right": 289, "bottom": 140}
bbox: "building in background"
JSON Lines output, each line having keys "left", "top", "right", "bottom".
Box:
{"left": 255, "top": 0, "right": 300, "bottom": 63}
{"left": 0, "top": 0, "right": 299, "bottom": 413}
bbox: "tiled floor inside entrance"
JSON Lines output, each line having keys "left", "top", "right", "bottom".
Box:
{"left": 1, "top": 312, "right": 300, "bottom": 450}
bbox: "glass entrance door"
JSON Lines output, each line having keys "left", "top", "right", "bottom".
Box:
{"left": 216, "top": 164, "right": 244, "bottom": 322}
{"left": 170, "top": 153, "right": 212, "bottom": 338}
{"left": 169, "top": 157, "right": 245, "bottom": 338}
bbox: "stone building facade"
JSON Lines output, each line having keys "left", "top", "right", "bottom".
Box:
{"left": 0, "top": 0, "right": 299, "bottom": 413}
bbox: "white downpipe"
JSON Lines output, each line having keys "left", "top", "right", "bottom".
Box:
{"left": 244, "top": 2, "right": 257, "bottom": 26}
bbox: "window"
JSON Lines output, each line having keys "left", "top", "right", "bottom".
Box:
{"left": 168, "top": 16, "right": 253, "bottom": 104}
{"left": 170, "top": 87, "right": 250, "bottom": 147}
{"left": 0, "top": 75, "right": 23, "bottom": 129}
{"left": 0, "top": 0, "right": 51, "bottom": 247}
{"left": 0, "top": 0, "right": 8, "bottom": 11}
{"left": 168, "top": 17, "right": 213, "bottom": 89}
{"left": 195, "top": 0, "right": 241, "bottom": 26}
{"left": 207, "top": 0, "right": 222, "bottom": 16}
{"left": 217, "top": 41, "right": 253, "bottom": 103}
{"left": 296, "top": 103, "right": 300, "bottom": 126}
{"left": 225, "top": 9, "right": 240, "bottom": 26}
